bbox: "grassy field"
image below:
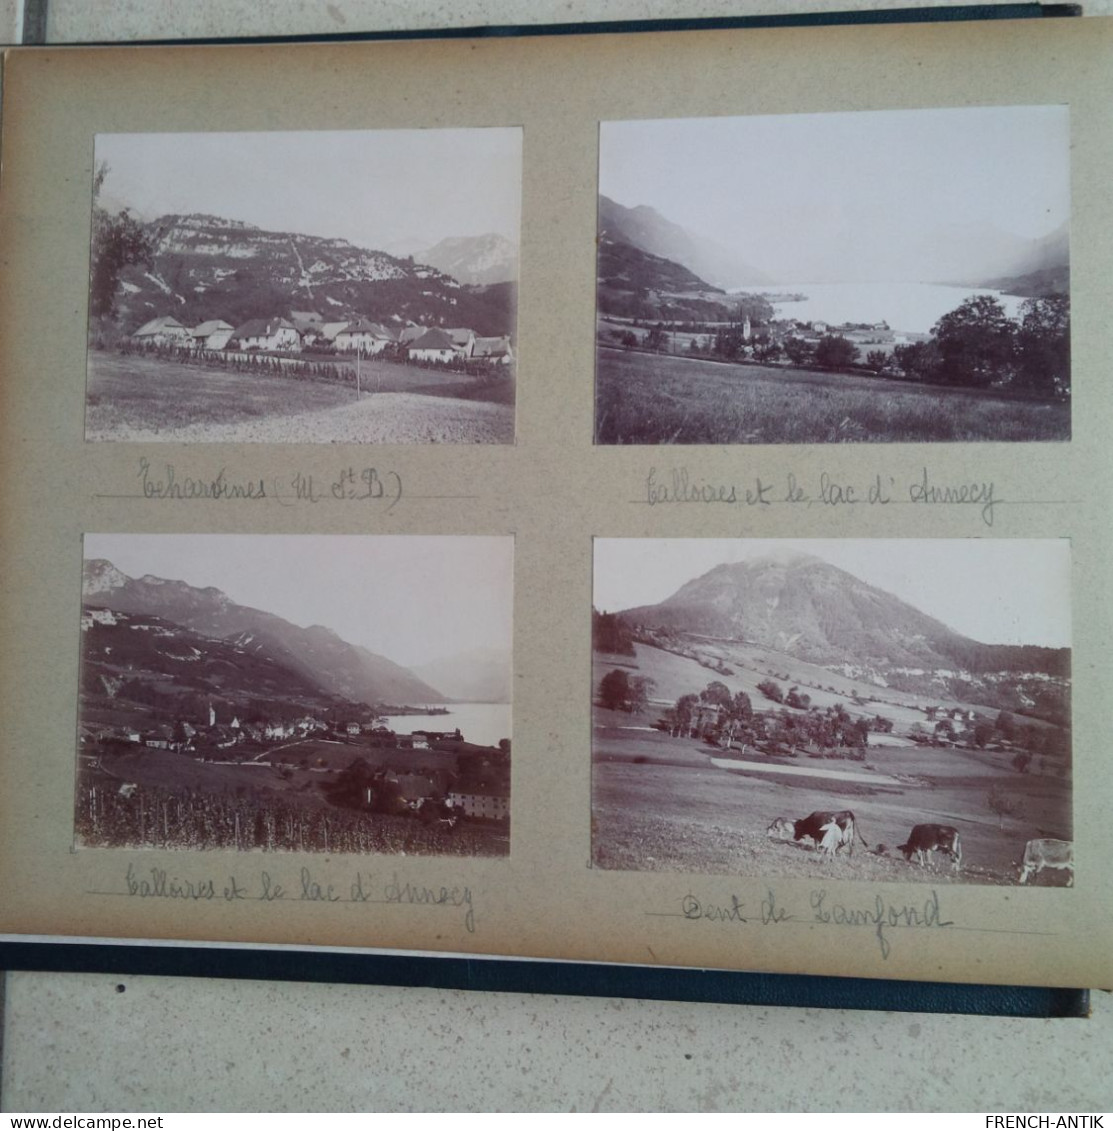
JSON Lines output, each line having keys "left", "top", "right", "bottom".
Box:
{"left": 591, "top": 642, "right": 1071, "bottom": 884}
{"left": 592, "top": 721, "right": 1070, "bottom": 884}
{"left": 594, "top": 347, "right": 1070, "bottom": 444}
{"left": 86, "top": 352, "right": 515, "bottom": 442}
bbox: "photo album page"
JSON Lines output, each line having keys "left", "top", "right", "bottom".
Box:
{"left": 1, "top": 18, "right": 1111, "bottom": 989}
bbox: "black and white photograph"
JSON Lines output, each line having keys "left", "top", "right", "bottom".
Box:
{"left": 76, "top": 534, "right": 513, "bottom": 855}
{"left": 592, "top": 539, "right": 1072, "bottom": 885}
{"left": 595, "top": 106, "right": 1070, "bottom": 444}
{"left": 85, "top": 129, "right": 520, "bottom": 443}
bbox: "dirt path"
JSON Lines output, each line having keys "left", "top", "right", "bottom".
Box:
{"left": 92, "top": 390, "right": 514, "bottom": 444}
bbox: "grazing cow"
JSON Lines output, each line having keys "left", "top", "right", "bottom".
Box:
{"left": 898, "top": 823, "right": 962, "bottom": 871}
{"left": 1018, "top": 838, "right": 1074, "bottom": 886}
{"left": 767, "top": 810, "right": 862, "bottom": 857}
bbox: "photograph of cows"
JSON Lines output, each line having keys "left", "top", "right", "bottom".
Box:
{"left": 594, "top": 105, "right": 1070, "bottom": 445}
{"left": 86, "top": 129, "right": 520, "bottom": 443}
{"left": 592, "top": 538, "right": 1072, "bottom": 886}
{"left": 77, "top": 534, "right": 513, "bottom": 855}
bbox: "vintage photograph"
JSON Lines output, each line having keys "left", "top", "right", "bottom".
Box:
{"left": 76, "top": 534, "right": 513, "bottom": 855}
{"left": 595, "top": 106, "right": 1070, "bottom": 444}
{"left": 85, "top": 129, "right": 520, "bottom": 443}
{"left": 592, "top": 539, "right": 1072, "bottom": 885}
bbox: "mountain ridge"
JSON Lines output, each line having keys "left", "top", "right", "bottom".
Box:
{"left": 82, "top": 558, "right": 445, "bottom": 707}
{"left": 102, "top": 211, "right": 516, "bottom": 338}
{"left": 618, "top": 554, "right": 1066, "bottom": 678}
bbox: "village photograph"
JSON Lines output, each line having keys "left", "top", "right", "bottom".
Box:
{"left": 85, "top": 129, "right": 520, "bottom": 443}
{"left": 595, "top": 105, "right": 1071, "bottom": 444}
{"left": 592, "top": 538, "right": 1072, "bottom": 886}
{"left": 77, "top": 534, "right": 513, "bottom": 855}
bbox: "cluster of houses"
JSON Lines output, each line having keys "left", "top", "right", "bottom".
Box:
{"left": 82, "top": 702, "right": 510, "bottom": 822}
{"left": 131, "top": 309, "right": 514, "bottom": 365}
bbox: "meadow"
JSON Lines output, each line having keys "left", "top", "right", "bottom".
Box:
{"left": 85, "top": 351, "right": 515, "bottom": 443}
{"left": 594, "top": 347, "right": 1070, "bottom": 444}
{"left": 591, "top": 643, "right": 1071, "bottom": 885}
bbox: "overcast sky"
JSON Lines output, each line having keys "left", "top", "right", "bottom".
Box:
{"left": 84, "top": 533, "right": 513, "bottom": 668}
{"left": 600, "top": 105, "right": 1069, "bottom": 283}
{"left": 593, "top": 538, "right": 1071, "bottom": 648}
{"left": 95, "top": 129, "right": 522, "bottom": 252}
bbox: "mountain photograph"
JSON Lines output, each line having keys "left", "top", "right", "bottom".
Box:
{"left": 592, "top": 539, "right": 1071, "bottom": 886}
{"left": 77, "top": 534, "right": 513, "bottom": 856}
{"left": 595, "top": 106, "right": 1071, "bottom": 445}
{"left": 86, "top": 129, "right": 521, "bottom": 444}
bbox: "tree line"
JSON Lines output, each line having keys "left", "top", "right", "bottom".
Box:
{"left": 610, "top": 292, "right": 1070, "bottom": 400}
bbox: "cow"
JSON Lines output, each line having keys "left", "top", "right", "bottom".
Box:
{"left": 767, "top": 810, "right": 862, "bottom": 857}
{"left": 897, "top": 823, "right": 962, "bottom": 871}
{"left": 1018, "top": 838, "right": 1074, "bottom": 886}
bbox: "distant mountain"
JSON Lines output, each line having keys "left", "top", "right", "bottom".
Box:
{"left": 80, "top": 605, "right": 348, "bottom": 724}
{"left": 983, "top": 264, "right": 1069, "bottom": 299}
{"left": 414, "top": 233, "right": 518, "bottom": 285}
{"left": 597, "top": 236, "right": 719, "bottom": 297}
{"left": 619, "top": 553, "right": 1066, "bottom": 679}
{"left": 82, "top": 558, "right": 444, "bottom": 707}
{"left": 411, "top": 646, "right": 512, "bottom": 703}
{"left": 599, "top": 195, "right": 772, "bottom": 288}
{"left": 905, "top": 219, "right": 1070, "bottom": 289}
{"left": 104, "top": 212, "right": 515, "bottom": 338}
{"left": 980, "top": 222, "right": 1070, "bottom": 296}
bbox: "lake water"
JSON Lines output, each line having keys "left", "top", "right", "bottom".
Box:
{"left": 731, "top": 281, "right": 1025, "bottom": 335}
{"left": 382, "top": 702, "right": 511, "bottom": 748}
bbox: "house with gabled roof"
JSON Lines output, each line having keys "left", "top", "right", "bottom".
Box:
{"left": 228, "top": 318, "right": 301, "bottom": 352}
{"left": 132, "top": 316, "right": 192, "bottom": 347}
{"left": 444, "top": 327, "right": 476, "bottom": 357}
{"left": 407, "top": 327, "right": 458, "bottom": 363}
{"left": 335, "top": 320, "right": 397, "bottom": 354}
{"left": 472, "top": 335, "right": 514, "bottom": 364}
{"left": 448, "top": 777, "right": 510, "bottom": 821}
{"left": 190, "top": 319, "right": 234, "bottom": 350}
{"left": 318, "top": 321, "right": 349, "bottom": 345}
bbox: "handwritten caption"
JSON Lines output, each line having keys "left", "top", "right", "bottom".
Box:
{"left": 137, "top": 458, "right": 403, "bottom": 511}
{"left": 670, "top": 886, "right": 953, "bottom": 959}
{"left": 118, "top": 863, "right": 475, "bottom": 933}
{"left": 645, "top": 466, "right": 999, "bottom": 526}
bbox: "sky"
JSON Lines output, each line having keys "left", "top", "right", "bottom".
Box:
{"left": 94, "top": 129, "right": 522, "bottom": 252}
{"left": 593, "top": 538, "right": 1071, "bottom": 648}
{"left": 84, "top": 533, "right": 514, "bottom": 669}
{"left": 599, "top": 105, "right": 1069, "bottom": 283}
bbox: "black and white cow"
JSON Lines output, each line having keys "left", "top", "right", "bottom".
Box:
{"left": 897, "top": 823, "right": 962, "bottom": 871}
{"left": 767, "top": 810, "right": 862, "bottom": 857}
{"left": 1018, "top": 838, "right": 1073, "bottom": 886}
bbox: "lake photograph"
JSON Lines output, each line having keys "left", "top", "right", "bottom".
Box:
{"left": 594, "top": 105, "right": 1070, "bottom": 445}
{"left": 76, "top": 533, "right": 513, "bottom": 856}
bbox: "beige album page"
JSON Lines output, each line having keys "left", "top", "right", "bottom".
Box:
{"left": 0, "top": 19, "right": 1110, "bottom": 988}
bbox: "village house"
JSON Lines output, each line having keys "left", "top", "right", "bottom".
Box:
{"left": 407, "top": 327, "right": 458, "bottom": 363}
{"left": 397, "top": 324, "right": 428, "bottom": 346}
{"left": 318, "top": 321, "right": 349, "bottom": 346}
{"left": 189, "top": 319, "right": 234, "bottom": 350}
{"left": 472, "top": 336, "right": 515, "bottom": 364}
{"left": 334, "top": 320, "right": 396, "bottom": 354}
{"left": 132, "top": 315, "right": 193, "bottom": 347}
{"left": 448, "top": 778, "right": 510, "bottom": 821}
{"left": 228, "top": 317, "right": 302, "bottom": 352}
{"left": 443, "top": 328, "right": 476, "bottom": 357}
{"left": 289, "top": 310, "right": 323, "bottom": 332}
